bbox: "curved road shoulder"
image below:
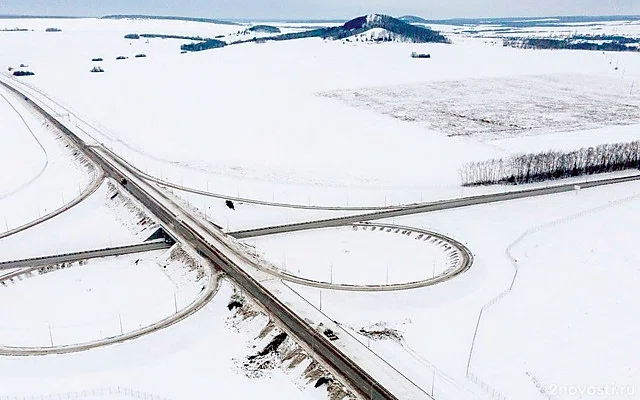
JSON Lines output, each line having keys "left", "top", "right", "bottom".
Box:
{"left": 0, "top": 266, "right": 221, "bottom": 356}
{"left": 243, "top": 223, "right": 473, "bottom": 292}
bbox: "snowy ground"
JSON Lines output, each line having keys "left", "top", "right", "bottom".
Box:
{"left": 0, "top": 280, "right": 327, "bottom": 400}
{"left": 0, "top": 178, "right": 209, "bottom": 346}
{"left": 0, "top": 83, "right": 94, "bottom": 233}
{"left": 246, "top": 226, "right": 451, "bottom": 285}
{"left": 448, "top": 20, "right": 640, "bottom": 39}
{"left": 0, "top": 252, "right": 179, "bottom": 346}
{"left": 277, "top": 180, "right": 640, "bottom": 399}
{"left": 0, "top": 88, "right": 46, "bottom": 198}
{"left": 472, "top": 198, "right": 640, "bottom": 399}
{"left": 4, "top": 17, "right": 638, "bottom": 210}
{"left": 158, "top": 184, "right": 363, "bottom": 232}
{"left": 321, "top": 73, "right": 640, "bottom": 139}
{"left": 2, "top": 15, "right": 640, "bottom": 400}
{"left": 0, "top": 181, "right": 153, "bottom": 261}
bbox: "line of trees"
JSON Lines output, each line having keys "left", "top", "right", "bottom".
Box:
{"left": 460, "top": 141, "right": 640, "bottom": 186}
{"left": 180, "top": 39, "right": 226, "bottom": 52}
{"left": 503, "top": 37, "right": 640, "bottom": 52}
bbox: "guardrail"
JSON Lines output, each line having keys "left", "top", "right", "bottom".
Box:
{"left": 0, "top": 240, "right": 172, "bottom": 270}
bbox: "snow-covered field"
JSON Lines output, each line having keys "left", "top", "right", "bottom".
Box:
{"left": 2, "top": 17, "right": 636, "bottom": 209}
{"left": 0, "top": 178, "right": 209, "bottom": 347}
{"left": 0, "top": 280, "right": 326, "bottom": 400}
{"left": 0, "top": 252, "right": 178, "bottom": 346}
{"left": 449, "top": 20, "right": 640, "bottom": 39}
{"left": 279, "top": 179, "right": 640, "bottom": 399}
{"left": 2, "top": 14, "right": 640, "bottom": 400}
{"left": 0, "top": 83, "right": 95, "bottom": 233}
{"left": 247, "top": 226, "right": 452, "bottom": 285}
{"left": 322, "top": 73, "right": 640, "bottom": 139}
{"left": 0, "top": 181, "right": 153, "bottom": 261}
{"left": 473, "top": 197, "right": 640, "bottom": 399}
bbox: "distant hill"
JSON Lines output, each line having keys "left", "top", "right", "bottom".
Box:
{"left": 235, "top": 14, "right": 449, "bottom": 44}
{"left": 101, "top": 15, "right": 241, "bottom": 26}
{"left": 398, "top": 15, "right": 429, "bottom": 24}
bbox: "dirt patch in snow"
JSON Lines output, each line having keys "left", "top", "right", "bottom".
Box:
{"left": 105, "top": 181, "right": 156, "bottom": 239}
{"left": 358, "top": 322, "right": 404, "bottom": 343}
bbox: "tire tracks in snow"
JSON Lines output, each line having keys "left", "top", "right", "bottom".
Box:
{"left": 466, "top": 191, "right": 640, "bottom": 400}
{"left": 0, "top": 90, "right": 48, "bottom": 200}
{"left": 0, "top": 82, "right": 104, "bottom": 241}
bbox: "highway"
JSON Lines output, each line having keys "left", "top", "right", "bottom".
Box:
{"left": 230, "top": 172, "right": 640, "bottom": 238}
{"left": 0, "top": 79, "right": 411, "bottom": 400}
{"left": 7, "top": 74, "right": 638, "bottom": 399}
{"left": 0, "top": 239, "right": 172, "bottom": 270}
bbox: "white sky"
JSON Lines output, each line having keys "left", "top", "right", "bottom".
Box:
{"left": 0, "top": 0, "right": 638, "bottom": 20}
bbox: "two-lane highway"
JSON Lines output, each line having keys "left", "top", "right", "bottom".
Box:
{"left": 230, "top": 173, "right": 640, "bottom": 238}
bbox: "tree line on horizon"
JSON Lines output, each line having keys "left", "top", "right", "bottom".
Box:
{"left": 503, "top": 36, "right": 640, "bottom": 52}
{"left": 460, "top": 141, "right": 640, "bottom": 186}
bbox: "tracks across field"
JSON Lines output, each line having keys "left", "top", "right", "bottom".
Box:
{"left": 0, "top": 90, "right": 48, "bottom": 200}
{"left": 0, "top": 82, "right": 104, "bottom": 242}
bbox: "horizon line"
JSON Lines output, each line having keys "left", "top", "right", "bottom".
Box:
{"left": 0, "top": 13, "right": 639, "bottom": 22}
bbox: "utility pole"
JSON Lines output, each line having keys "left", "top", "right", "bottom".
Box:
{"left": 386, "top": 264, "right": 389, "bottom": 285}
{"left": 319, "top": 289, "right": 322, "bottom": 311}
{"left": 283, "top": 252, "right": 287, "bottom": 272}
{"left": 330, "top": 262, "right": 333, "bottom": 284}
{"left": 431, "top": 369, "right": 436, "bottom": 396}
{"left": 119, "top": 313, "right": 124, "bottom": 335}
{"left": 48, "top": 324, "right": 54, "bottom": 347}
{"left": 174, "top": 293, "right": 178, "bottom": 314}
{"left": 4, "top": 216, "right": 8, "bottom": 231}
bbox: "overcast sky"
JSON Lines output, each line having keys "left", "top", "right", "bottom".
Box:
{"left": 1, "top": 0, "right": 638, "bottom": 20}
